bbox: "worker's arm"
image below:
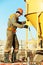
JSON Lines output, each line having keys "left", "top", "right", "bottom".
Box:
{"left": 17, "top": 21, "right": 26, "bottom": 24}
{"left": 17, "top": 21, "right": 28, "bottom": 28}
{"left": 10, "top": 16, "right": 24, "bottom": 28}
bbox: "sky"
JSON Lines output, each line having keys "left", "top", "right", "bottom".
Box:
{"left": 0, "top": 0, "right": 37, "bottom": 40}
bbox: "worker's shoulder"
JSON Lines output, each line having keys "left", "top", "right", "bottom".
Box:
{"left": 9, "top": 13, "right": 17, "bottom": 19}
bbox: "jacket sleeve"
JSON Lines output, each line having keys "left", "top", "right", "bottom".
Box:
{"left": 11, "top": 16, "right": 24, "bottom": 28}
{"left": 17, "top": 21, "right": 26, "bottom": 24}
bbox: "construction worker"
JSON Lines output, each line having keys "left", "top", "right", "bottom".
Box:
{"left": 4, "top": 8, "right": 28, "bottom": 63}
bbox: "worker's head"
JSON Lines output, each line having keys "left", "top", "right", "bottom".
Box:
{"left": 16, "top": 8, "right": 23, "bottom": 17}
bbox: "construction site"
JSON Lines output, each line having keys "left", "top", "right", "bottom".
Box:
{"left": 0, "top": 0, "right": 43, "bottom": 65}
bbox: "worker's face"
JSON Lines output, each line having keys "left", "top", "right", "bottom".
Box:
{"left": 16, "top": 13, "right": 22, "bottom": 17}
{"left": 18, "top": 13, "right": 22, "bottom": 17}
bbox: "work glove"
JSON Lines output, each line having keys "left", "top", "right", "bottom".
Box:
{"left": 24, "top": 25, "right": 28, "bottom": 28}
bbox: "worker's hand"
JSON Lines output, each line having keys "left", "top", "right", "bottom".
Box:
{"left": 22, "top": 21, "right": 26, "bottom": 24}
{"left": 24, "top": 25, "right": 28, "bottom": 28}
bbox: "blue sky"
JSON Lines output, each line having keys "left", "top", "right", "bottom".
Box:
{"left": 0, "top": 0, "right": 37, "bottom": 40}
